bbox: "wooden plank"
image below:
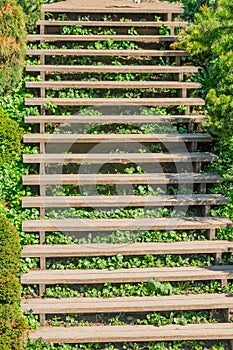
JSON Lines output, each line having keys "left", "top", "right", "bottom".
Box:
{"left": 24, "top": 115, "right": 208, "bottom": 125}
{"left": 22, "top": 173, "right": 223, "bottom": 186}
{"left": 21, "top": 293, "right": 233, "bottom": 314}
{"left": 21, "top": 265, "right": 233, "bottom": 285}
{"left": 23, "top": 152, "right": 218, "bottom": 164}
{"left": 42, "top": 0, "right": 184, "bottom": 14}
{"left": 27, "top": 49, "right": 188, "bottom": 57}
{"left": 22, "top": 241, "right": 233, "bottom": 258}
{"left": 38, "top": 20, "right": 187, "bottom": 28}
{"left": 28, "top": 323, "right": 233, "bottom": 343}
{"left": 25, "top": 81, "right": 201, "bottom": 89}
{"left": 23, "top": 133, "right": 212, "bottom": 144}
{"left": 22, "top": 217, "right": 233, "bottom": 232}
{"left": 27, "top": 34, "right": 178, "bottom": 43}
{"left": 22, "top": 194, "right": 227, "bottom": 209}
{"left": 25, "top": 97, "right": 205, "bottom": 106}
{"left": 26, "top": 65, "right": 198, "bottom": 74}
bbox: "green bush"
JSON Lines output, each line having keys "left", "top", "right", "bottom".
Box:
{"left": 0, "top": 216, "right": 27, "bottom": 348}
{"left": 0, "top": 215, "right": 21, "bottom": 275}
{"left": 0, "top": 108, "right": 22, "bottom": 166}
{"left": 0, "top": 0, "right": 26, "bottom": 94}
{"left": 177, "top": 0, "right": 233, "bottom": 140}
{"left": 18, "top": 0, "right": 61, "bottom": 32}
{"left": 0, "top": 270, "right": 21, "bottom": 306}
{"left": 17, "top": 0, "right": 41, "bottom": 32}
{"left": 149, "top": 0, "right": 216, "bottom": 20}
{"left": 0, "top": 305, "right": 27, "bottom": 350}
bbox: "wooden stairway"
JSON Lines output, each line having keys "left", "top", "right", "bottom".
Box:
{"left": 22, "top": 0, "right": 233, "bottom": 347}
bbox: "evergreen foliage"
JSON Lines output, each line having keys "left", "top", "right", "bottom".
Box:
{"left": 0, "top": 215, "right": 21, "bottom": 275}
{"left": 18, "top": 0, "right": 61, "bottom": 32}
{"left": 176, "top": 0, "right": 233, "bottom": 140}
{"left": 0, "top": 305, "right": 27, "bottom": 350}
{"left": 0, "top": 216, "right": 27, "bottom": 348}
{"left": 18, "top": 0, "right": 41, "bottom": 32}
{"left": 0, "top": 0, "right": 26, "bottom": 95}
{"left": 0, "top": 269, "right": 21, "bottom": 305}
{"left": 0, "top": 107, "right": 22, "bottom": 166}
{"left": 150, "top": 0, "right": 216, "bottom": 20}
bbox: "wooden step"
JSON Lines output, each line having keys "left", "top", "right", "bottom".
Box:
{"left": 26, "top": 65, "right": 198, "bottom": 74}
{"left": 22, "top": 173, "right": 222, "bottom": 186}
{"left": 25, "top": 97, "right": 205, "bottom": 106}
{"left": 22, "top": 217, "right": 232, "bottom": 233}
{"left": 22, "top": 241, "right": 233, "bottom": 259}
{"left": 24, "top": 133, "right": 211, "bottom": 144}
{"left": 27, "top": 34, "right": 178, "bottom": 43}
{"left": 26, "top": 81, "right": 201, "bottom": 90}
{"left": 42, "top": 0, "right": 184, "bottom": 14}
{"left": 38, "top": 20, "right": 186, "bottom": 28}
{"left": 27, "top": 49, "right": 187, "bottom": 57}
{"left": 21, "top": 293, "right": 233, "bottom": 314}
{"left": 27, "top": 323, "right": 233, "bottom": 343}
{"left": 22, "top": 194, "right": 228, "bottom": 209}
{"left": 21, "top": 265, "right": 233, "bottom": 285}
{"left": 23, "top": 152, "right": 218, "bottom": 164}
{"left": 24, "top": 115, "right": 208, "bottom": 125}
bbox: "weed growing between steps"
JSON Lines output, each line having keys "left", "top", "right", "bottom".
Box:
{"left": 24, "top": 342, "right": 230, "bottom": 350}
{"left": 22, "top": 280, "right": 233, "bottom": 299}
{"left": 45, "top": 310, "right": 218, "bottom": 327}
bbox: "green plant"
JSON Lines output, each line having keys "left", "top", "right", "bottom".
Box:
{"left": 0, "top": 215, "right": 27, "bottom": 348}
{"left": 0, "top": 0, "right": 26, "bottom": 94}
{"left": 176, "top": 0, "right": 233, "bottom": 140}
{"left": 0, "top": 215, "right": 21, "bottom": 275}
{"left": 0, "top": 108, "right": 22, "bottom": 166}
{"left": 158, "top": 0, "right": 216, "bottom": 20}
{"left": 0, "top": 304, "right": 27, "bottom": 350}
{"left": 0, "top": 269, "right": 21, "bottom": 305}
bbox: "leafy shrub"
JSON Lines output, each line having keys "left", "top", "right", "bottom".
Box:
{"left": 0, "top": 215, "right": 21, "bottom": 275}
{"left": 0, "top": 216, "right": 27, "bottom": 348}
{"left": 0, "top": 0, "right": 26, "bottom": 94}
{"left": 18, "top": 0, "right": 41, "bottom": 32}
{"left": 18, "top": 0, "right": 61, "bottom": 32}
{"left": 0, "top": 269, "right": 21, "bottom": 305}
{"left": 0, "top": 108, "right": 22, "bottom": 166}
{"left": 147, "top": 0, "right": 216, "bottom": 20}
{"left": 0, "top": 305, "right": 27, "bottom": 350}
{"left": 177, "top": 0, "right": 233, "bottom": 140}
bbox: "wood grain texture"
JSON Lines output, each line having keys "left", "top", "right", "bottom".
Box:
{"left": 22, "top": 194, "right": 227, "bottom": 208}
{"left": 23, "top": 133, "right": 211, "bottom": 143}
{"left": 28, "top": 323, "right": 233, "bottom": 343}
{"left": 27, "top": 49, "right": 187, "bottom": 57}
{"left": 22, "top": 241, "right": 233, "bottom": 258}
{"left": 22, "top": 173, "right": 223, "bottom": 185}
{"left": 21, "top": 265, "right": 233, "bottom": 285}
{"left": 22, "top": 217, "right": 233, "bottom": 232}
{"left": 23, "top": 152, "right": 218, "bottom": 164}
{"left": 26, "top": 65, "right": 198, "bottom": 73}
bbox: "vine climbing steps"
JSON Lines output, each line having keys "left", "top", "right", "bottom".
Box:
{"left": 21, "top": 0, "right": 233, "bottom": 347}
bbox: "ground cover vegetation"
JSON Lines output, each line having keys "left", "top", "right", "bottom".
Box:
{"left": 0, "top": 0, "right": 232, "bottom": 349}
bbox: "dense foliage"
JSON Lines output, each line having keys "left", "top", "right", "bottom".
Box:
{"left": 0, "top": 107, "right": 22, "bottom": 166}
{"left": 0, "top": 215, "right": 21, "bottom": 275}
{"left": 17, "top": 0, "right": 61, "bottom": 31}
{"left": 149, "top": 0, "right": 216, "bottom": 20}
{"left": 177, "top": 0, "right": 233, "bottom": 140}
{"left": 0, "top": 0, "right": 26, "bottom": 95}
{"left": 0, "top": 217, "right": 27, "bottom": 349}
